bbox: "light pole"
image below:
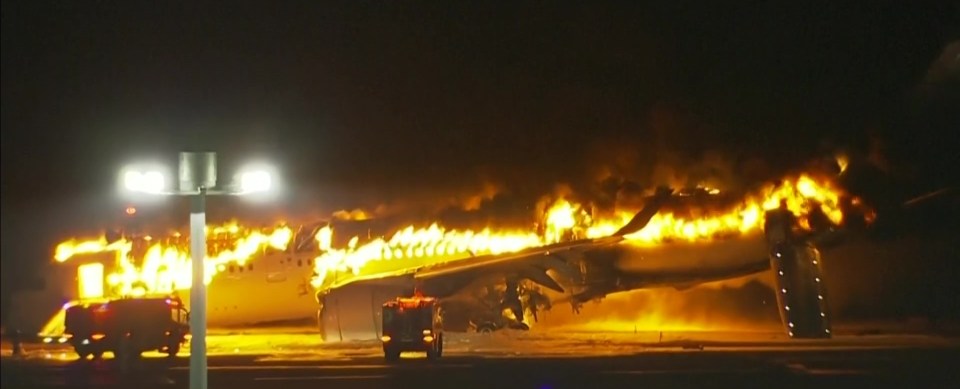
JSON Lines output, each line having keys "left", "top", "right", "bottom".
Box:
{"left": 122, "top": 152, "right": 274, "bottom": 389}
{"left": 189, "top": 187, "right": 208, "bottom": 389}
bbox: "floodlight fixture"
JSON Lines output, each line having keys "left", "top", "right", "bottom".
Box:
{"left": 237, "top": 170, "right": 272, "bottom": 194}
{"left": 123, "top": 170, "right": 166, "bottom": 194}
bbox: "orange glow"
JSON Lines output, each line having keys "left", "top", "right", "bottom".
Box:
{"left": 332, "top": 209, "right": 372, "bottom": 221}
{"left": 77, "top": 263, "right": 105, "bottom": 299}
{"left": 311, "top": 224, "right": 542, "bottom": 288}
{"left": 55, "top": 172, "right": 856, "bottom": 315}
{"left": 544, "top": 199, "right": 580, "bottom": 243}
{"left": 125, "top": 206, "right": 137, "bottom": 215}
{"left": 54, "top": 221, "right": 293, "bottom": 297}
{"left": 608, "top": 175, "right": 845, "bottom": 244}
{"left": 535, "top": 283, "right": 780, "bottom": 333}
{"left": 312, "top": 173, "right": 853, "bottom": 291}
{"left": 55, "top": 237, "right": 130, "bottom": 263}
{"left": 835, "top": 153, "right": 850, "bottom": 173}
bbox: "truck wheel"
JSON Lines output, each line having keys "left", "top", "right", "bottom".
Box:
{"left": 437, "top": 334, "right": 443, "bottom": 357}
{"left": 426, "top": 340, "right": 440, "bottom": 360}
{"left": 384, "top": 349, "right": 400, "bottom": 362}
{"left": 92, "top": 351, "right": 104, "bottom": 360}
{"left": 75, "top": 347, "right": 91, "bottom": 360}
{"left": 166, "top": 344, "right": 180, "bottom": 358}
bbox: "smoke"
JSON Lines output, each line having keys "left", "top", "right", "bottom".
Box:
{"left": 460, "top": 181, "right": 501, "bottom": 211}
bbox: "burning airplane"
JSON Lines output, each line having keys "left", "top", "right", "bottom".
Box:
{"left": 310, "top": 174, "right": 866, "bottom": 340}
{"left": 30, "top": 171, "right": 871, "bottom": 342}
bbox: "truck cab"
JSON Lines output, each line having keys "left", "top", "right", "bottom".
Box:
{"left": 380, "top": 295, "right": 443, "bottom": 361}
{"left": 64, "top": 296, "right": 189, "bottom": 360}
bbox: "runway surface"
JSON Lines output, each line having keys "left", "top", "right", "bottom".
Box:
{"left": 3, "top": 329, "right": 958, "bottom": 389}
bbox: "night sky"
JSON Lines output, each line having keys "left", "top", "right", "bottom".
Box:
{"left": 2, "top": 1, "right": 958, "bottom": 320}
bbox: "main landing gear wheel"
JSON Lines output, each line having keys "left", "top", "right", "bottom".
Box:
{"left": 476, "top": 322, "right": 496, "bottom": 334}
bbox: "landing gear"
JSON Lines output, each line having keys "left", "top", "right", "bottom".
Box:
{"left": 165, "top": 343, "right": 180, "bottom": 358}
{"left": 426, "top": 334, "right": 443, "bottom": 360}
{"left": 384, "top": 348, "right": 400, "bottom": 362}
{"left": 475, "top": 322, "right": 497, "bottom": 334}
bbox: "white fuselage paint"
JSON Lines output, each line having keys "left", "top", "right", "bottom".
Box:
{"left": 18, "top": 249, "right": 322, "bottom": 337}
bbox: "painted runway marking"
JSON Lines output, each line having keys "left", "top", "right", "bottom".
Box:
{"left": 785, "top": 363, "right": 870, "bottom": 376}
{"left": 172, "top": 363, "right": 474, "bottom": 371}
{"left": 602, "top": 368, "right": 764, "bottom": 375}
{"left": 254, "top": 374, "right": 390, "bottom": 381}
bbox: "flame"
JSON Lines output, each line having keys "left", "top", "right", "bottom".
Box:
{"left": 77, "top": 263, "right": 104, "bottom": 299}
{"left": 544, "top": 199, "right": 582, "bottom": 243}
{"left": 55, "top": 221, "right": 293, "bottom": 298}
{"left": 332, "top": 209, "right": 372, "bottom": 221}
{"left": 311, "top": 224, "right": 542, "bottom": 288}
{"left": 311, "top": 173, "right": 854, "bottom": 290}
{"left": 55, "top": 238, "right": 130, "bottom": 263}
{"left": 581, "top": 174, "right": 844, "bottom": 245}
{"left": 835, "top": 153, "right": 850, "bottom": 173}
{"left": 55, "top": 172, "right": 856, "bottom": 311}
{"left": 536, "top": 285, "right": 779, "bottom": 332}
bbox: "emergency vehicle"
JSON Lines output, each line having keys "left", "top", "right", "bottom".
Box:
{"left": 64, "top": 296, "right": 189, "bottom": 360}
{"left": 380, "top": 294, "right": 443, "bottom": 361}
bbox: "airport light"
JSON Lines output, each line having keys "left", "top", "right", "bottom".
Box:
{"left": 238, "top": 170, "right": 272, "bottom": 194}
{"left": 123, "top": 170, "right": 166, "bottom": 194}
{"left": 120, "top": 152, "right": 276, "bottom": 389}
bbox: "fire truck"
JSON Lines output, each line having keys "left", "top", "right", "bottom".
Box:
{"left": 64, "top": 296, "right": 189, "bottom": 360}
{"left": 380, "top": 294, "right": 443, "bottom": 361}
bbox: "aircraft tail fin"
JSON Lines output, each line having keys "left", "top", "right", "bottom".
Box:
{"left": 612, "top": 187, "right": 673, "bottom": 237}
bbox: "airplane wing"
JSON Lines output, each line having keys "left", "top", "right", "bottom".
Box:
{"left": 412, "top": 187, "right": 675, "bottom": 297}
{"left": 315, "top": 187, "right": 675, "bottom": 298}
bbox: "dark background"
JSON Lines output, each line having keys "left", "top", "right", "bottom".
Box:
{"left": 2, "top": 1, "right": 958, "bottom": 325}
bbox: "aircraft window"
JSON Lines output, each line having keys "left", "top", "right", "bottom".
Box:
{"left": 297, "top": 259, "right": 303, "bottom": 267}
{"left": 239, "top": 266, "right": 244, "bottom": 273}
{"left": 248, "top": 264, "right": 253, "bottom": 271}
{"left": 308, "top": 258, "right": 313, "bottom": 266}
{"left": 229, "top": 265, "right": 235, "bottom": 273}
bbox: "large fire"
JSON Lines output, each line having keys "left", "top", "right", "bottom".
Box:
{"left": 309, "top": 173, "right": 849, "bottom": 289}
{"left": 54, "top": 222, "right": 294, "bottom": 298}
{"left": 53, "top": 173, "right": 852, "bottom": 307}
